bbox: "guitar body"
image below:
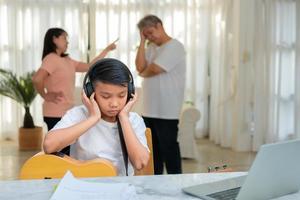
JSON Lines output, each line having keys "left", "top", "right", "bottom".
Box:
{"left": 19, "top": 152, "right": 117, "bottom": 180}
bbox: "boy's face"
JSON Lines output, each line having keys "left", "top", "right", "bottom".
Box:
{"left": 94, "top": 82, "right": 128, "bottom": 122}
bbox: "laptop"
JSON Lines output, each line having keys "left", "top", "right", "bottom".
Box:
{"left": 182, "top": 139, "right": 300, "bottom": 200}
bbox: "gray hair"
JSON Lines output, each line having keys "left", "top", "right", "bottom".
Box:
{"left": 137, "top": 15, "right": 163, "bottom": 30}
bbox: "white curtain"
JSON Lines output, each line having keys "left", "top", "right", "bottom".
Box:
{"left": 0, "top": 0, "right": 87, "bottom": 140}
{"left": 2, "top": 0, "right": 298, "bottom": 152}
{"left": 0, "top": 0, "right": 210, "bottom": 140}
{"left": 296, "top": 1, "right": 300, "bottom": 139}
{"left": 209, "top": 0, "right": 238, "bottom": 148}
{"left": 90, "top": 0, "right": 211, "bottom": 137}
{"left": 209, "top": 0, "right": 298, "bottom": 151}
{"left": 252, "top": 0, "right": 298, "bottom": 150}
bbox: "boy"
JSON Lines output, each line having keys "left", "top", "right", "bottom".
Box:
{"left": 43, "top": 58, "right": 149, "bottom": 176}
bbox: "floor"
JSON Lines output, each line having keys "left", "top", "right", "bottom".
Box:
{"left": 0, "top": 138, "right": 256, "bottom": 180}
{"left": 181, "top": 139, "right": 256, "bottom": 174}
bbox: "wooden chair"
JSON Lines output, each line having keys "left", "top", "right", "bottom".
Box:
{"left": 19, "top": 152, "right": 117, "bottom": 180}
{"left": 134, "top": 128, "right": 154, "bottom": 175}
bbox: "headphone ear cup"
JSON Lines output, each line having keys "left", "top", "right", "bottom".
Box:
{"left": 127, "top": 82, "right": 135, "bottom": 102}
{"left": 84, "top": 82, "right": 94, "bottom": 98}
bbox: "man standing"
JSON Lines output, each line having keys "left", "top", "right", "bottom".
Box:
{"left": 135, "top": 15, "right": 186, "bottom": 174}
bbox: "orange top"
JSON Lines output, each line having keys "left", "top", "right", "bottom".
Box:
{"left": 41, "top": 53, "right": 87, "bottom": 117}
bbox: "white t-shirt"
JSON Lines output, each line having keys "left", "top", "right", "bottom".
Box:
{"left": 51, "top": 105, "right": 148, "bottom": 176}
{"left": 143, "top": 39, "right": 186, "bottom": 119}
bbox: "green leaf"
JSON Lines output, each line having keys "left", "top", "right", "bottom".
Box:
{"left": 0, "top": 68, "right": 37, "bottom": 128}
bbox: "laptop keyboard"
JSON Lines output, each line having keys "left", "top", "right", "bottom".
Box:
{"left": 207, "top": 187, "right": 241, "bottom": 200}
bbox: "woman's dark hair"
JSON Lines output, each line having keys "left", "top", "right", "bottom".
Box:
{"left": 42, "top": 28, "right": 68, "bottom": 60}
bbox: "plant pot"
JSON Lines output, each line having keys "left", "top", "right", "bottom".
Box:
{"left": 19, "top": 126, "right": 43, "bottom": 151}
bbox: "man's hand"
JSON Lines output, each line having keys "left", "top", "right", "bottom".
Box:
{"left": 119, "top": 93, "right": 138, "bottom": 118}
{"left": 136, "top": 30, "right": 147, "bottom": 73}
{"left": 139, "top": 29, "right": 146, "bottom": 42}
{"left": 44, "top": 91, "right": 64, "bottom": 104}
{"left": 81, "top": 91, "right": 101, "bottom": 121}
{"left": 138, "top": 63, "right": 165, "bottom": 77}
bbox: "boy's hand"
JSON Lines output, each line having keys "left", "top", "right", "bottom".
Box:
{"left": 119, "top": 93, "right": 138, "bottom": 118}
{"left": 81, "top": 91, "right": 101, "bottom": 121}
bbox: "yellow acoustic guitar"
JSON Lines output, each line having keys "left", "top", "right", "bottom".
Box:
{"left": 19, "top": 152, "right": 117, "bottom": 180}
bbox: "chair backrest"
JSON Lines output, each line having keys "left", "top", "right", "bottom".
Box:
{"left": 135, "top": 128, "right": 154, "bottom": 175}
{"left": 19, "top": 152, "right": 117, "bottom": 180}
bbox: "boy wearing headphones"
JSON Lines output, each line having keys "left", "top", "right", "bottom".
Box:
{"left": 43, "top": 58, "right": 149, "bottom": 176}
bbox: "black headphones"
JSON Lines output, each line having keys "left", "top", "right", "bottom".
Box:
{"left": 83, "top": 58, "right": 135, "bottom": 102}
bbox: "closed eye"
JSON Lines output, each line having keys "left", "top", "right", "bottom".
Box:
{"left": 119, "top": 92, "right": 127, "bottom": 98}
{"left": 101, "top": 95, "right": 110, "bottom": 99}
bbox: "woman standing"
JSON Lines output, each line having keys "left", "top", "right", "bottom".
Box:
{"left": 33, "top": 28, "right": 116, "bottom": 154}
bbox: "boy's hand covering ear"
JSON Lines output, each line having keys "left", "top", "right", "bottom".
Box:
{"left": 119, "top": 93, "right": 138, "bottom": 117}
{"left": 81, "top": 90, "right": 101, "bottom": 120}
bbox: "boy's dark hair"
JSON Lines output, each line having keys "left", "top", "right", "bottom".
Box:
{"left": 89, "top": 58, "right": 132, "bottom": 86}
{"left": 137, "top": 14, "right": 163, "bottom": 30}
{"left": 83, "top": 58, "right": 134, "bottom": 101}
{"left": 42, "top": 27, "right": 68, "bottom": 60}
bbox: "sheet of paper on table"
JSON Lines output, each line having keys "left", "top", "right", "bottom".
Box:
{"left": 50, "top": 171, "right": 138, "bottom": 200}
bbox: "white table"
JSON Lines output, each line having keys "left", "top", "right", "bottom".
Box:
{"left": 0, "top": 172, "right": 299, "bottom": 199}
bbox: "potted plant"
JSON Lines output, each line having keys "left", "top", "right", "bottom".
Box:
{"left": 0, "top": 68, "right": 42, "bottom": 150}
